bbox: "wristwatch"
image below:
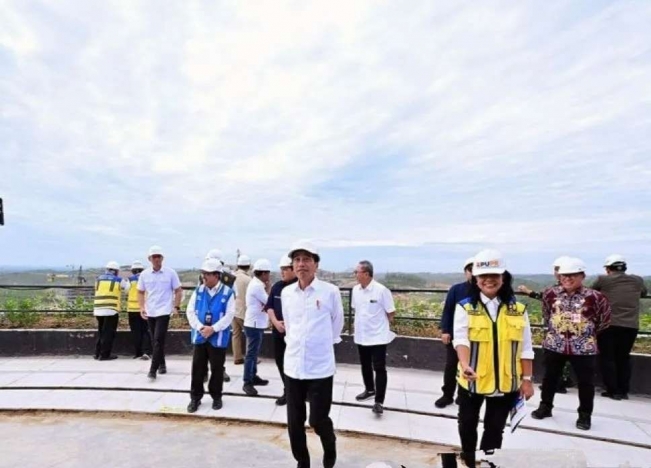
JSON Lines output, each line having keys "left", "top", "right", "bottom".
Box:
{"left": 522, "top": 376, "right": 532, "bottom": 381}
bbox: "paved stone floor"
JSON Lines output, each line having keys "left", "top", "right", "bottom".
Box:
{"left": 0, "top": 413, "right": 445, "bottom": 468}
{"left": 1, "top": 356, "right": 650, "bottom": 467}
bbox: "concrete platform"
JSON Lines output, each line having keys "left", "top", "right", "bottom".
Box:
{"left": 1, "top": 356, "right": 650, "bottom": 467}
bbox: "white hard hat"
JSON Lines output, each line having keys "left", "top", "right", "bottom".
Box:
{"left": 148, "top": 245, "right": 164, "bottom": 257}
{"left": 131, "top": 261, "right": 145, "bottom": 270}
{"left": 472, "top": 249, "right": 506, "bottom": 276}
{"left": 288, "top": 240, "right": 320, "bottom": 262}
{"left": 205, "top": 249, "right": 222, "bottom": 260}
{"left": 463, "top": 257, "right": 474, "bottom": 269}
{"left": 253, "top": 258, "right": 272, "bottom": 272}
{"left": 237, "top": 254, "right": 251, "bottom": 267}
{"left": 200, "top": 258, "right": 222, "bottom": 273}
{"left": 552, "top": 256, "right": 571, "bottom": 268}
{"left": 557, "top": 257, "right": 586, "bottom": 275}
{"left": 105, "top": 260, "right": 120, "bottom": 271}
{"left": 604, "top": 254, "right": 626, "bottom": 267}
{"left": 279, "top": 255, "right": 292, "bottom": 268}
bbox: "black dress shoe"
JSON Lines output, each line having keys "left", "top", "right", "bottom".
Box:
{"left": 355, "top": 390, "right": 376, "bottom": 402}
{"left": 601, "top": 391, "right": 622, "bottom": 401}
{"left": 147, "top": 371, "right": 156, "bottom": 380}
{"left": 187, "top": 400, "right": 201, "bottom": 413}
{"left": 531, "top": 404, "right": 553, "bottom": 420}
{"left": 576, "top": 413, "right": 591, "bottom": 430}
{"left": 252, "top": 375, "right": 268, "bottom": 386}
{"left": 434, "top": 395, "right": 454, "bottom": 408}
{"left": 372, "top": 403, "right": 384, "bottom": 414}
{"left": 243, "top": 383, "right": 258, "bottom": 396}
{"left": 99, "top": 355, "right": 118, "bottom": 361}
{"left": 212, "top": 399, "right": 223, "bottom": 410}
{"left": 223, "top": 371, "right": 231, "bottom": 383}
{"left": 93, "top": 355, "right": 99, "bottom": 360}
{"left": 275, "top": 394, "right": 287, "bottom": 406}
{"left": 158, "top": 365, "right": 167, "bottom": 374}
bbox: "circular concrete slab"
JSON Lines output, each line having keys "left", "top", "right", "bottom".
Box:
{"left": 0, "top": 412, "right": 447, "bottom": 468}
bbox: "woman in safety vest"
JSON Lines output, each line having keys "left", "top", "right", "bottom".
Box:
{"left": 453, "top": 249, "right": 535, "bottom": 466}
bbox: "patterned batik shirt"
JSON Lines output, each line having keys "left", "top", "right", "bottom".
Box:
{"left": 541, "top": 286, "right": 611, "bottom": 355}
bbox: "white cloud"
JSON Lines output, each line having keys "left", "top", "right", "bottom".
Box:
{"left": 1, "top": 0, "right": 650, "bottom": 272}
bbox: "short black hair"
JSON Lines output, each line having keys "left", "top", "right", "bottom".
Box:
{"left": 607, "top": 263, "right": 627, "bottom": 272}
{"left": 464, "top": 263, "right": 473, "bottom": 274}
{"left": 254, "top": 270, "right": 269, "bottom": 278}
{"left": 290, "top": 250, "right": 320, "bottom": 263}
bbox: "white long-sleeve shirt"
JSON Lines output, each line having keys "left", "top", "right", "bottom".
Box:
{"left": 185, "top": 284, "right": 236, "bottom": 333}
{"left": 281, "top": 277, "right": 344, "bottom": 380}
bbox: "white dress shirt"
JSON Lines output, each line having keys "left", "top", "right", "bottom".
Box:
{"left": 93, "top": 279, "right": 130, "bottom": 317}
{"left": 185, "top": 283, "right": 236, "bottom": 332}
{"left": 137, "top": 266, "right": 182, "bottom": 317}
{"left": 352, "top": 280, "right": 396, "bottom": 346}
{"left": 244, "top": 277, "right": 270, "bottom": 329}
{"left": 281, "top": 277, "right": 345, "bottom": 380}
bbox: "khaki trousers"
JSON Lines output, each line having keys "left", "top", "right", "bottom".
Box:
{"left": 231, "top": 317, "right": 246, "bottom": 363}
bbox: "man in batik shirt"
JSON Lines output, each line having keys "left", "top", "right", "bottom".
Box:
{"left": 531, "top": 257, "right": 611, "bottom": 431}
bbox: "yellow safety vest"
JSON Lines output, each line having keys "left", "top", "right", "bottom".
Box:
{"left": 457, "top": 300, "right": 527, "bottom": 395}
{"left": 126, "top": 274, "right": 140, "bottom": 312}
{"left": 93, "top": 274, "right": 123, "bottom": 311}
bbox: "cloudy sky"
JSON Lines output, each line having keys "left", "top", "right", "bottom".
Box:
{"left": 1, "top": 0, "right": 650, "bottom": 274}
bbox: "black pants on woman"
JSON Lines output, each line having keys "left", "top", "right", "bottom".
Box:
{"left": 457, "top": 386, "right": 518, "bottom": 459}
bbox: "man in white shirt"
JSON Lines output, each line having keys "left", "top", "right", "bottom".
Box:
{"left": 93, "top": 260, "right": 130, "bottom": 361}
{"left": 281, "top": 240, "right": 344, "bottom": 468}
{"left": 137, "top": 245, "right": 183, "bottom": 380}
{"left": 185, "top": 259, "right": 236, "bottom": 413}
{"left": 352, "top": 260, "right": 396, "bottom": 415}
{"left": 232, "top": 255, "right": 252, "bottom": 365}
{"left": 242, "top": 258, "right": 271, "bottom": 396}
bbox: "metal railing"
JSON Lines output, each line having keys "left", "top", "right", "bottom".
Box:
{"left": 1, "top": 283, "right": 649, "bottom": 336}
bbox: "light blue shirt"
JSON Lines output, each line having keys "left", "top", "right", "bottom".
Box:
{"left": 137, "top": 266, "right": 182, "bottom": 317}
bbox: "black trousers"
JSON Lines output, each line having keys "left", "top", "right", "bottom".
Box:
{"left": 190, "top": 344, "right": 226, "bottom": 401}
{"left": 128, "top": 313, "right": 152, "bottom": 357}
{"left": 457, "top": 386, "right": 518, "bottom": 455}
{"left": 148, "top": 315, "right": 170, "bottom": 373}
{"left": 357, "top": 344, "right": 388, "bottom": 404}
{"left": 272, "top": 331, "right": 286, "bottom": 390}
{"left": 540, "top": 349, "right": 596, "bottom": 415}
{"left": 598, "top": 326, "right": 638, "bottom": 395}
{"left": 286, "top": 375, "right": 336, "bottom": 466}
{"left": 95, "top": 314, "right": 118, "bottom": 359}
{"left": 442, "top": 343, "right": 459, "bottom": 399}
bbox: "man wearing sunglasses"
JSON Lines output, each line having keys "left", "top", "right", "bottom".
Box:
{"left": 531, "top": 257, "right": 611, "bottom": 431}
{"left": 137, "top": 245, "right": 183, "bottom": 380}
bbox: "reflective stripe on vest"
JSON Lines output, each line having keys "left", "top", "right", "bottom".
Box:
{"left": 457, "top": 300, "right": 526, "bottom": 395}
{"left": 94, "top": 274, "right": 122, "bottom": 311}
{"left": 126, "top": 274, "right": 140, "bottom": 312}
